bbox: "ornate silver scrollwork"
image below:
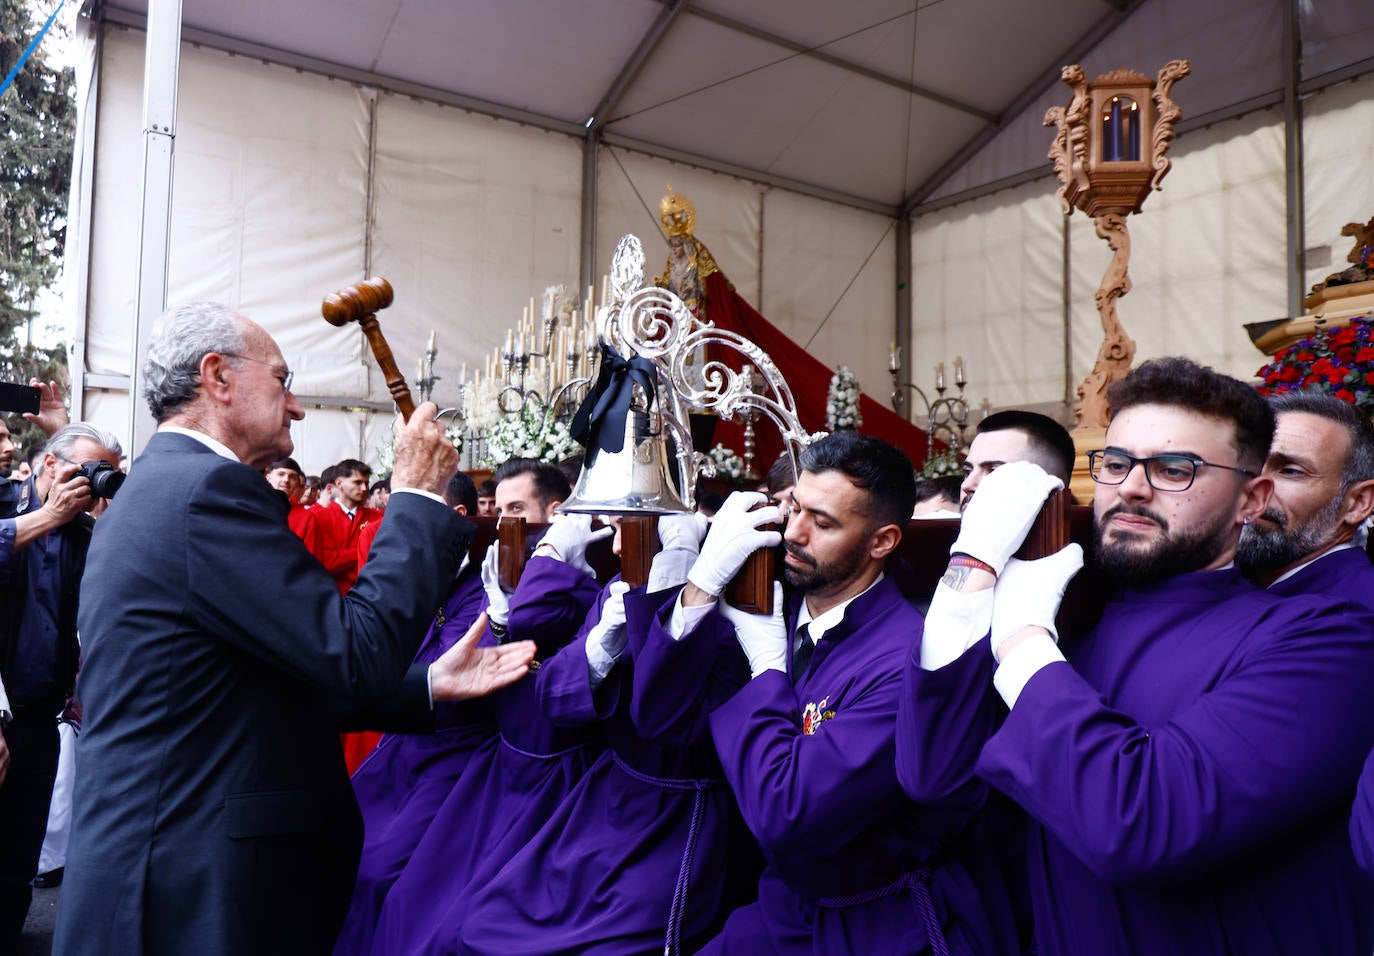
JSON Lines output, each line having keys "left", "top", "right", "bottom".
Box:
{"left": 596, "top": 235, "right": 818, "bottom": 482}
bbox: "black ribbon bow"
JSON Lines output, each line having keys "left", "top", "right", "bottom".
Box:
{"left": 570, "top": 343, "right": 659, "bottom": 455}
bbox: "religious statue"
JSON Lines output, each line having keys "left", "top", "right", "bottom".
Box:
{"left": 653, "top": 186, "right": 721, "bottom": 323}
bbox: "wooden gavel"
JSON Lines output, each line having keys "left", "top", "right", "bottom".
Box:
{"left": 321, "top": 276, "right": 415, "bottom": 420}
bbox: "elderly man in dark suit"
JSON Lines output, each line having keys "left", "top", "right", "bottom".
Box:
{"left": 52, "top": 302, "right": 534, "bottom": 956}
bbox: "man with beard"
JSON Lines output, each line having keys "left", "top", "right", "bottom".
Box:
{"left": 898, "top": 357, "right": 1374, "bottom": 955}
{"left": 1236, "top": 390, "right": 1374, "bottom": 596}
{"left": 627, "top": 431, "right": 1016, "bottom": 955}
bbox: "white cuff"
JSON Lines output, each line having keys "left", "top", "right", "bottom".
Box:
{"left": 392, "top": 487, "right": 447, "bottom": 506}
{"left": 919, "top": 583, "right": 995, "bottom": 670}
{"left": 425, "top": 664, "right": 435, "bottom": 709}
{"left": 585, "top": 632, "right": 621, "bottom": 686}
{"left": 992, "top": 631, "right": 1065, "bottom": 708}
{"left": 647, "top": 547, "right": 696, "bottom": 593}
{"left": 667, "top": 595, "right": 716, "bottom": 641}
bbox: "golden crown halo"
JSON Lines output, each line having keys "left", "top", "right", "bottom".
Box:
{"left": 659, "top": 185, "right": 696, "bottom": 238}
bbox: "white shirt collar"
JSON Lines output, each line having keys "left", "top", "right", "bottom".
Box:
{"left": 159, "top": 425, "right": 240, "bottom": 462}
{"left": 1268, "top": 542, "right": 1358, "bottom": 587}
{"left": 795, "top": 572, "right": 885, "bottom": 644}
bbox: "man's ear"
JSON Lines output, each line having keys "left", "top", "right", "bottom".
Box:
{"left": 200, "top": 352, "right": 235, "bottom": 401}
{"left": 454, "top": 504, "right": 469, "bottom": 516}
{"left": 1237, "top": 474, "right": 1272, "bottom": 527}
{"left": 869, "top": 522, "right": 902, "bottom": 561}
{"left": 1341, "top": 478, "right": 1374, "bottom": 529}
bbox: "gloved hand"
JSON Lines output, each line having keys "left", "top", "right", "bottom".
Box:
{"left": 648, "top": 514, "right": 703, "bottom": 592}
{"left": 950, "top": 460, "right": 1062, "bottom": 576}
{"left": 480, "top": 543, "right": 511, "bottom": 628}
{"left": 657, "top": 513, "right": 703, "bottom": 553}
{"left": 990, "top": 544, "right": 1083, "bottom": 658}
{"left": 721, "top": 582, "right": 787, "bottom": 677}
{"left": 585, "top": 581, "right": 632, "bottom": 682}
{"left": 536, "top": 513, "right": 614, "bottom": 578}
{"left": 687, "top": 492, "right": 782, "bottom": 598}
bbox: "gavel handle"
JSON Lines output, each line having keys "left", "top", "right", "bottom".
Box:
{"left": 359, "top": 314, "right": 416, "bottom": 420}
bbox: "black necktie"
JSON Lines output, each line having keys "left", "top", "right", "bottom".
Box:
{"left": 792, "top": 623, "right": 815, "bottom": 685}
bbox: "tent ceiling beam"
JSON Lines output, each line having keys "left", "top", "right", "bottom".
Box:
{"left": 900, "top": 0, "right": 1150, "bottom": 216}
{"left": 95, "top": 3, "right": 896, "bottom": 217}
{"left": 669, "top": 3, "right": 996, "bottom": 123}
{"left": 601, "top": 131, "right": 898, "bottom": 217}
{"left": 589, "top": 0, "right": 690, "bottom": 130}
{"left": 96, "top": 3, "right": 589, "bottom": 137}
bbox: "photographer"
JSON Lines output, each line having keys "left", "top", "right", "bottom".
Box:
{"left": 0, "top": 423, "right": 122, "bottom": 950}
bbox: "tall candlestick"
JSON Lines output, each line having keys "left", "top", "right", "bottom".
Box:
{"left": 935, "top": 362, "right": 945, "bottom": 391}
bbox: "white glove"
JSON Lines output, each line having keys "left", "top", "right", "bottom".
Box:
{"left": 721, "top": 582, "right": 787, "bottom": 677}
{"left": 536, "top": 513, "right": 614, "bottom": 577}
{"left": 658, "top": 513, "right": 703, "bottom": 553}
{"left": 687, "top": 492, "right": 782, "bottom": 598}
{"left": 585, "top": 581, "right": 632, "bottom": 684}
{"left": 990, "top": 544, "right": 1083, "bottom": 658}
{"left": 648, "top": 514, "right": 703, "bottom": 592}
{"left": 950, "top": 460, "right": 1062, "bottom": 576}
{"left": 480, "top": 543, "right": 510, "bottom": 628}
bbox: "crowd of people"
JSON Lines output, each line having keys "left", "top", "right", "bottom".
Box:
{"left": 4, "top": 300, "right": 1374, "bottom": 955}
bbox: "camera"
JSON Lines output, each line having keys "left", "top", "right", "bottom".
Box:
{"left": 79, "top": 461, "right": 125, "bottom": 499}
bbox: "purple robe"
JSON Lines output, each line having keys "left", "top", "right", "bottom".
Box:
{"left": 333, "top": 568, "right": 495, "bottom": 955}
{"left": 905, "top": 566, "right": 1374, "bottom": 955}
{"left": 451, "top": 584, "right": 759, "bottom": 955}
{"left": 675, "top": 576, "right": 1011, "bottom": 956}
{"left": 369, "top": 557, "right": 604, "bottom": 955}
{"left": 1272, "top": 547, "right": 1374, "bottom": 880}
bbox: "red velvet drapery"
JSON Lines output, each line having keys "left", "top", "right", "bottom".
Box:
{"left": 700, "top": 271, "right": 935, "bottom": 478}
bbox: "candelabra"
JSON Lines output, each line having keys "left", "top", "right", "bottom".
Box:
{"left": 888, "top": 348, "right": 974, "bottom": 460}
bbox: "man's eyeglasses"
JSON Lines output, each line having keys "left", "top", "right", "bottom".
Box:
{"left": 1087, "top": 449, "right": 1256, "bottom": 493}
{"left": 222, "top": 353, "right": 294, "bottom": 394}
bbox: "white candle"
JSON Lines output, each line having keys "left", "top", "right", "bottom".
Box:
{"left": 427, "top": 329, "right": 437, "bottom": 352}
{"left": 935, "top": 362, "right": 945, "bottom": 390}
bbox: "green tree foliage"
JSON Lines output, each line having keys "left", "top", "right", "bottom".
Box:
{"left": 1, "top": 0, "right": 74, "bottom": 450}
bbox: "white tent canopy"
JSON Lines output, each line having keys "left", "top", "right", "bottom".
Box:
{"left": 64, "top": 0, "right": 1374, "bottom": 471}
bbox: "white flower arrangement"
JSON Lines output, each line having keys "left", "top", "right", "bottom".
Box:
{"left": 826, "top": 366, "right": 863, "bottom": 432}
{"left": 375, "top": 423, "right": 465, "bottom": 479}
{"left": 707, "top": 443, "right": 746, "bottom": 482}
{"left": 478, "top": 405, "right": 579, "bottom": 469}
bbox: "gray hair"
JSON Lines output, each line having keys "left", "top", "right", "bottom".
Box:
{"left": 44, "top": 422, "right": 123, "bottom": 461}
{"left": 142, "top": 302, "right": 248, "bottom": 422}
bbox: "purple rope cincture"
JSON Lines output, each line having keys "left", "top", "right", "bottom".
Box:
{"left": 816, "top": 867, "right": 951, "bottom": 956}
{"left": 608, "top": 751, "right": 718, "bottom": 956}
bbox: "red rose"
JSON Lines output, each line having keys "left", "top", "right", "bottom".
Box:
{"left": 1281, "top": 366, "right": 1301, "bottom": 383}
{"left": 1332, "top": 327, "right": 1358, "bottom": 346}
{"left": 1337, "top": 388, "right": 1356, "bottom": 403}
{"left": 1312, "top": 357, "right": 1334, "bottom": 376}
{"left": 1357, "top": 347, "right": 1374, "bottom": 363}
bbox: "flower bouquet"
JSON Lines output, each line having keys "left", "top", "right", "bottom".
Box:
{"left": 1256, "top": 315, "right": 1374, "bottom": 413}
{"left": 826, "top": 366, "right": 863, "bottom": 432}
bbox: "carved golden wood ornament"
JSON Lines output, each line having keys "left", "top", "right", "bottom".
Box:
{"left": 1046, "top": 59, "right": 1189, "bottom": 428}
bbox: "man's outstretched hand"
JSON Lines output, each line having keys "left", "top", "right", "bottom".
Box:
{"left": 429, "top": 612, "right": 536, "bottom": 701}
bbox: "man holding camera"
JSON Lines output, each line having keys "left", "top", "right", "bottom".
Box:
{"left": 0, "top": 422, "right": 122, "bottom": 951}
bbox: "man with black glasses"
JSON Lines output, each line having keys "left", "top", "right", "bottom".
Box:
{"left": 898, "top": 357, "right": 1374, "bottom": 955}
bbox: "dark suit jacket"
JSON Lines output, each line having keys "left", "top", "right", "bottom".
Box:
{"left": 53, "top": 432, "right": 471, "bottom": 956}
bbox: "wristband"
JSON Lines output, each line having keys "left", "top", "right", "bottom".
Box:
{"left": 949, "top": 553, "right": 997, "bottom": 578}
